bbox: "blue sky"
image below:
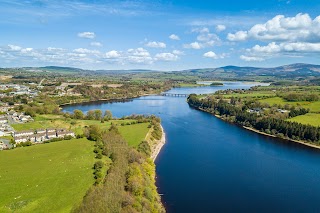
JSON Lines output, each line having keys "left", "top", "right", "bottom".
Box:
{"left": 0, "top": 0, "right": 319, "bottom": 70}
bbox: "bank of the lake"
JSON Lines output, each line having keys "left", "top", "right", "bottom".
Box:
{"left": 197, "top": 107, "right": 320, "bottom": 150}
{"left": 150, "top": 125, "right": 166, "bottom": 162}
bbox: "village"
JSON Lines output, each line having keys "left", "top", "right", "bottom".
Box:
{"left": 0, "top": 83, "right": 75, "bottom": 150}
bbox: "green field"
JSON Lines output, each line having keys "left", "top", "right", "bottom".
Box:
{"left": 11, "top": 114, "right": 150, "bottom": 147}
{"left": 287, "top": 113, "right": 320, "bottom": 127}
{"left": 0, "top": 138, "right": 95, "bottom": 213}
{"left": 259, "top": 97, "right": 320, "bottom": 113}
{"left": 178, "top": 83, "right": 206, "bottom": 87}
{"left": 118, "top": 123, "right": 150, "bottom": 147}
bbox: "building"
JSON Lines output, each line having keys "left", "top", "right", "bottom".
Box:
{"left": 35, "top": 133, "right": 46, "bottom": 143}
{"left": 14, "top": 136, "right": 28, "bottom": 143}
{"left": 0, "top": 117, "right": 7, "bottom": 124}
{"left": 14, "top": 130, "right": 35, "bottom": 137}
{"left": 36, "top": 129, "right": 46, "bottom": 134}
{"left": 0, "top": 141, "right": 4, "bottom": 150}
{"left": 46, "top": 128, "right": 56, "bottom": 133}
{"left": 47, "top": 132, "right": 57, "bottom": 139}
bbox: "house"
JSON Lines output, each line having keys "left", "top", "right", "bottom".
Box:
{"left": 35, "top": 133, "right": 46, "bottom": 143}
{"left": 277, "top": 109, "right": 289, "bottom": 113}
{"left": 0, "top": 141, "right": 4, "bottom": 150}
{"left": 248, "top": 108, "right": 263, "bottom": 114}
{"left": 46, "top": 128, "right": 56, "bottom": 133}
{"left": 65, "top": 131, "right": 75, "bottom": 138}
{"left": 56, "top": 128, "right": 66, "bottom": 133}
{"left": 14, "top": 130, "right": 35, "bottom": 137}
{"left": 14, "top": 136, "right": 28, "bottom": 143}
{"left": 36, "top": 129, "right": 46, "bottom": 134}
{"left": 7, "top": 111, "right": 17, "bottom": 117}
{"left": 29, "top": 134, "right": 36, "bottom": 142}
{"left": 20, "top": 117, "right": 29, "bottom": 122}
{"left": 0, "top": 117, "right": 7, "bottom": 124}
{"left": 47, "top": 132, "right": 57, "bottom": 139}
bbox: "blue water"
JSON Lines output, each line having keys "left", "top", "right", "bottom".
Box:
{"left": 62, "top": 83, "right": 320, "bottom": 213}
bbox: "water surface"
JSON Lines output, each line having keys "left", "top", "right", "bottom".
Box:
{"left": 63, "top": 82, "right": 320, "bottom": 213}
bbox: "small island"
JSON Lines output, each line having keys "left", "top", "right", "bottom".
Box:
{"left": 210, "top": 82, "right": 224, "bottom": 86}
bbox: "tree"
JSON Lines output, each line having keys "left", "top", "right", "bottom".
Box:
{"left": 104, "top": 110, "right": 112, "bottom": 121}
{"left": 73, "top": 109, "right": 84, "bottom": 119}
{"left": 94, "top": 109, "right": 102, "bottom": 120}
{"left": 85, "top": 125, "right": 102, "bottom": 141}
{"left": 86, "top": 110, "right": 95, "bottom": 120}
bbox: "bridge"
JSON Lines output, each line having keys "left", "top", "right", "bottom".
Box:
{"left": 161, "top": 93, "right": 189, "bottom": 97}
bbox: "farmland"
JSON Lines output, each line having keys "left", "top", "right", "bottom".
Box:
{"left": 11, "top": 114, "right": 150, "bottom": 146}
{"left": 0, "top": 138, "right": 95, "bottom": 213}
{"left": 287, "top": 113, "right": 320, "bottom": 127}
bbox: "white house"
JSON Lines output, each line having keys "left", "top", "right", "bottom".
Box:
{"left": 36, "top": 129, "right": 46, "bottom": 134}
{"left": 46, "top": 128, "right": 56, "bottom": 133}
{"left": 0, "top": 117, "right": 7, "bottom": 124}
{"left": 47, "top": 132, "right": 57, "bottom": 139}
{"left": 35, "top": 133, "right": 46, "bottom": 143}
{"left": 14, "top": 136, "right": 28, "bottom": 143}
{"left": 0, "top": 141, "right": 4, "bottom": 150}
{"left": 14, "top": 130, "right": 35, "bottom": 137}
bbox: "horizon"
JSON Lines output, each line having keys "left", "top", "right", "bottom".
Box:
{"left": 2, "top": 62, "right": 320, "bottom": 72}
{"left": 1, "top": 0, "right": 320, "bottom": 70}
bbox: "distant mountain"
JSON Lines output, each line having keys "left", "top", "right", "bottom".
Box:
{"left": 181, "top": 63, "right": 320, "bottom": 79}
{"left": 40, "top": 66, "right": 85, "bottom": 72}
{"left": 4, "top": 63, "right": 320, "bottom": 80}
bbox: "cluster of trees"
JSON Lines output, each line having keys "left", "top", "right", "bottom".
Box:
{"left": 282, "top": 93, "right": 319, "bottom": 102}
{"left": 289, "top": 108, "right": 309, "bottom": 117}
{"left": 74, "top": 125, "right": 164, "bottom": 213}
{"left": 188, "top": 94, "right": 320, "bottom": 143}
{"left": 66, "top": 109, "right": 112, "bottom": 121}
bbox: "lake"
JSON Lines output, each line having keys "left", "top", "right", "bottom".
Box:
{"left": 62, "top": 82, "right": 320, "bottom": 213}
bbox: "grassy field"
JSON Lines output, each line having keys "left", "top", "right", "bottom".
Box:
{"left": 222, "top": 92, "right": 275, "bottom": 98}
{"left": 0, "top": 138, "right": 95, "bottom": 213}
{"left": 259, "top": 97, "right": 320, "bottom": 113}
{"left": 11, "top": 114, "right": 150, "bottom": 148}
{"left": 287, "top": 113, "right": 320, "bottom": 127}
{"left": 118, "top": 123, "right": 150, "bottom": 147}
{"left": 178, "top": 83, "right": 205, "bottom": 87}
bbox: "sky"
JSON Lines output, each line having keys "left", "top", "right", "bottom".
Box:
{"left": 0, "top": 0, "right": 320, "bottom": 71}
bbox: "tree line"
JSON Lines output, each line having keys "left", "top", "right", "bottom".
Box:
{"left": 188, "top": 94, "right": 320, "bottom": 144}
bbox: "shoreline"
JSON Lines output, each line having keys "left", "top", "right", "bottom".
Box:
{"left": 197, "top": 107, "right": 320, "bottom": 150}
{"left": 151, "top": 124, "right": 166, "bottom": 162}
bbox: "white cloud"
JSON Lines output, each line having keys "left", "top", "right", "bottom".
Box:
{"left": 251, "top": 42, "right": 320, "bottom": 54}
{"left": 8, "top": 44, "right": 22, "bottom": 51}
{"left": 172, "top": 50, "right": 184, "bottom": 55}
{"left": 169, "top": 34, "right": 180, "bottom": 40}
{"left": 242, "top": 41, "right": 320, "bottom": 61}
{"left": 183, "top": 42, "right": 203, "bottom": 49}
{"left": 73, "top": 48, "right": 100, "bottom": 54}
{"left": 77, "top": 32, "right": 96, "bottom": 39}
{"left": 90, "top": 42, "right": 102, "bottom": 47}
{"left": 186, "top": 27, "right": 221, "bottom": 49}
{"left": 227, "top": 13, "right": 320, "bottom": 42}
{"left": 227, "top": 31, "right": 248, "bottom": 41}
{"left": 155, "top": 53, "right": 178, "bottom": 61}
{"left": 105, "top": 50, "right": 121, "bottom": 59}
{"left": 216, "top": 25, "right": 226, "bottom": 32}
{"left": 127, "top": 48, "right": 153, "bottom": 64}
{"left": 203, "top": 51, "right": 218, "bottom": 59}
{"left": 145, "top": 41, "right": 166, "bottom": 48}
{"left": 240, "top": 55, "right": 264, "bottom": 62}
